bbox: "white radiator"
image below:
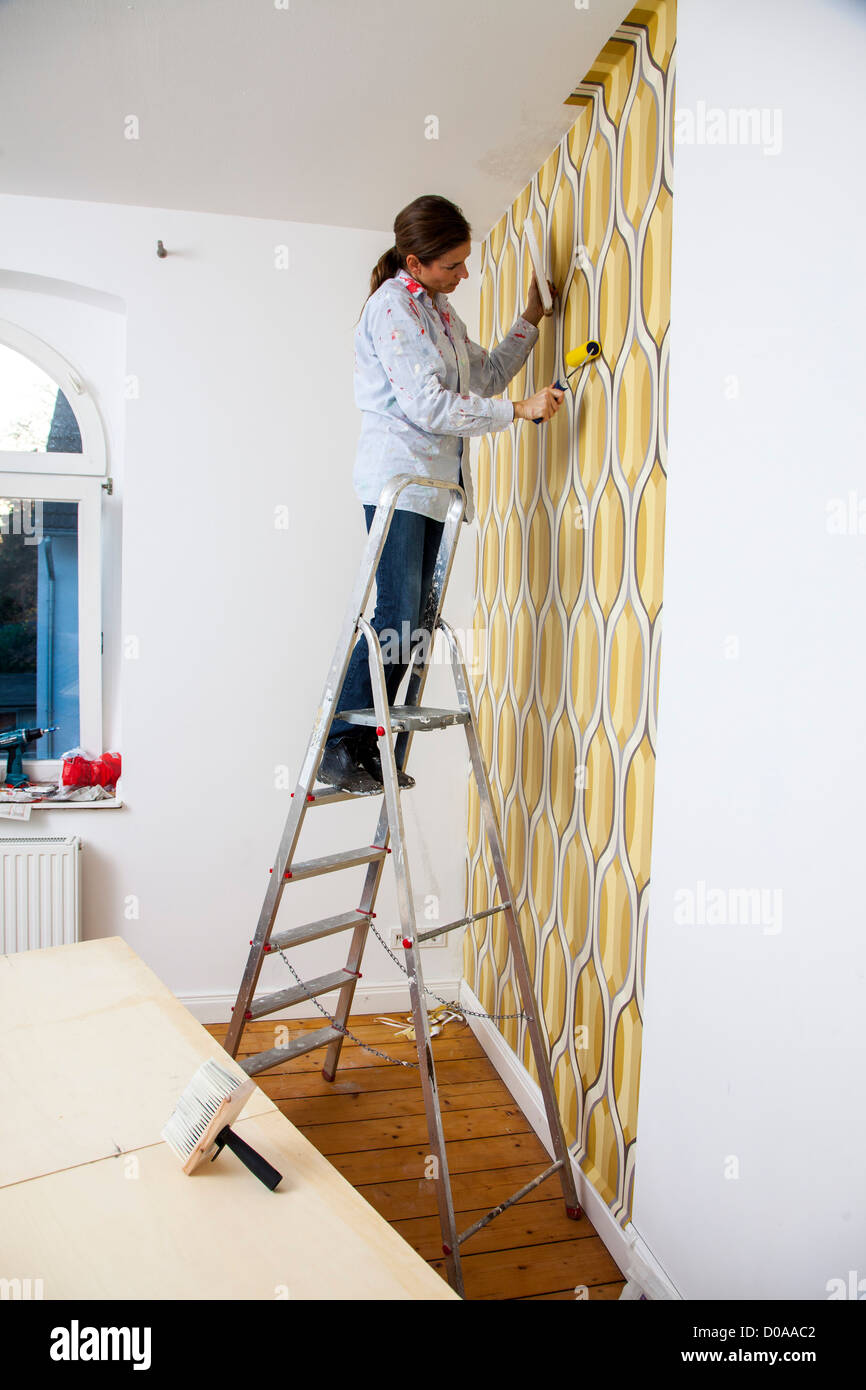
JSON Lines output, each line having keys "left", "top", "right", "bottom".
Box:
{"left": 0, "top": 835, "right": 81, "bottom": 954}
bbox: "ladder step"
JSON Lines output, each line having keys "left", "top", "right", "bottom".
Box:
{"left": 238, "top": 1026, "right": 344, "bottom": 1076}
{"left": 305, "top": 785, "right": 391, "bottom": 805}
{"left": 247, "top": 969, "right": 359, "bottom": 1020}
{"left": 336, "top": 704, "right": 469, "bottom": 732}
{"left": 278, "top": 845, "right": 388, "bottom": 881}
{"left": 265, "top": 909, "right": 371, "bottom": 954}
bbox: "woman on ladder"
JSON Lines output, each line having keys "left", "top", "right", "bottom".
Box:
{"left": 317, "top": 193, "right": 564, "bottom": 793}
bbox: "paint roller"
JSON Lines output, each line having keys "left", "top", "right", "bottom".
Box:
{"left": 532, "top": 340, "right": 601, "bottom": 423}
{"left": 161, "top": 1056, "right": 283, "bottom": 1190}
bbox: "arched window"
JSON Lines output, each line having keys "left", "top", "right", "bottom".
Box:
{"left": 0, "top": 341, "right": 82, "bottom": 453}
{"left": 0, "top": 321, "right": 106, "bottom": 778}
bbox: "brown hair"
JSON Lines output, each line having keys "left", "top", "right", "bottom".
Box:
{"left": 361, "top": 194, "right": 472, "bottom": 316}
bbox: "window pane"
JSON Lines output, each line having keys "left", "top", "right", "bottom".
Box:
{"left": 0, "top": 497, "right": 79, "bottom": 762}
{"left": 0, "top": 344, "right": 82, "bottom": 453}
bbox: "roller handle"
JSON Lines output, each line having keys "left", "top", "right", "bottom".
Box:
{"left": 532, "top": 380, "right": 567, "bottom": 425}
{"left": 213, "top": 1125, "right": 283, "bottom": 1191}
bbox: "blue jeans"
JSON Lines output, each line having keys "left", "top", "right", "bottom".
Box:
{"left": 327, "top": 505, "right": 446, "bottom": 745}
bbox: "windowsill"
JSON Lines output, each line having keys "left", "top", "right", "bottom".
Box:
{"left": 0, "top": 795, "right": 124, "bottom": 813}
{"left": 2, "top": 760, "right": 125, "bottom": 809}
{"left": 31, "top": 797, "right": 123, "bottom": 810}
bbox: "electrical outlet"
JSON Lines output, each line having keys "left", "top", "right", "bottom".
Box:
{"left": 388, "top": 926, "right": 446, "bottom": 948}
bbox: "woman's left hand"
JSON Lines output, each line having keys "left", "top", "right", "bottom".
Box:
{"left": 525, "top": 272, "right": 558, "bottom": 325}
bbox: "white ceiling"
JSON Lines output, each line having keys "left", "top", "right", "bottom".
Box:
{"left": 0, "top": 0, "right": 634, "bottom": 237}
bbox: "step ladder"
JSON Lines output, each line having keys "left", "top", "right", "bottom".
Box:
{"left": 222, "top": 475, "right": 582, "bottom": 1297}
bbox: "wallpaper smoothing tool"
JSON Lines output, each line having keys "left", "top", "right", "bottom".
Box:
{"left": 525, "top": 225, "right": 601, "bottom": 421}
{"left": 162, "top": 1056, "right": 283, "bottom": 1190}
{"left": 525, "top": 223, "right": 553, "bottom": 313}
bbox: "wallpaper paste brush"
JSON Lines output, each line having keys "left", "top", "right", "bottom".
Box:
{"left": 532, "top": 340, "right": 602, "bottom": 423}
{"left": 162, "top": 1057, "right": 283, "bottom": 1191}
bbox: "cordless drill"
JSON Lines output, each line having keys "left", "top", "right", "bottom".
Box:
{"left": 0, "top": 725, "right": 58, "bottom": 788}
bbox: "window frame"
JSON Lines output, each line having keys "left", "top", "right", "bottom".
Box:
{"left": 1, "top": 472, "right": 104, "bottom": 781}
{"left": 0, "top": 320, "right": 107, "bottom": 782}
{"left": 0, "top": 318, "right": 107, "bottom": 476}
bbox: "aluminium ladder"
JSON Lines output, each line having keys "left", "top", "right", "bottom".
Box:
{"left": 222, "top": 475, "right": 582, "bottom": 1297}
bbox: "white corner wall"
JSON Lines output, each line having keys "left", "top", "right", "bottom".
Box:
{"left": 0, "top": 197, "right": 482, "bottom": 1015}
{"left": 632, "top": 0, "right": 866, "bottom": 1297}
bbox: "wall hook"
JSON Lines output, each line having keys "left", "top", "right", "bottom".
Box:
{"left": 156, "top": 240, "right": 168, "bottom": 258}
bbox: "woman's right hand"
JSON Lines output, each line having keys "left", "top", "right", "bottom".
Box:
{"left": 514, "top": 387, "right": 565, "bottom": 422}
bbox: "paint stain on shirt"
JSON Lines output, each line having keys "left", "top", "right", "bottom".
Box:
{"left": 352, "top": 267, "right": 537, "bottom": 522}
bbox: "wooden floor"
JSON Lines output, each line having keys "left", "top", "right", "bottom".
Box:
{"left": 206, "top": 1013, "right": 625, "bottom": 1300}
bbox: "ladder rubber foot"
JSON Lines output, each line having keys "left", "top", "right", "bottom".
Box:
{"left": 566, "top": 1206, "right": 582, "bottom": 1220}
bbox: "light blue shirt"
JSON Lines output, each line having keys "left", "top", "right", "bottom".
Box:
{"left": 352, "top": 266, "right": 539, "bottom": 524}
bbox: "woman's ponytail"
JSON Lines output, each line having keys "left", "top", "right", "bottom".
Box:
{"left": 369, "top": 245, "right": 403, "bottom": 299}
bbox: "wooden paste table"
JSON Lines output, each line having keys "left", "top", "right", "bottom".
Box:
{"left": 0, "top": 937, "right": 457, "bottom": 1300}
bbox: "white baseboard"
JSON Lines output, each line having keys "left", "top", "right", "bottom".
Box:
{"left": 458, "top": 979, "right": 681, "bottom": 1301}
{"left": 179, "top": 976, "right": 462, "bottom": 1026}
{"left": 619, "top": 1229, "right": 682, "bottom": 1301}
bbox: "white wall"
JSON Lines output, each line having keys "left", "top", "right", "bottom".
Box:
{"left": 632, "top": 0, "right": 866, "bottom": 1298}
{"left": 0, "top": 195, "right": 484, "bottom": 1017}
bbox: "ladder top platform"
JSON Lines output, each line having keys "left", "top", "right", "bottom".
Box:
{"left": 336, "top": 705, "right": 469, "bottom": 732}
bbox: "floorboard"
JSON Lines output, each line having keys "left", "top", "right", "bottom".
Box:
{"left": 206, "top": 1015, "right": 626, "bottom": 1300}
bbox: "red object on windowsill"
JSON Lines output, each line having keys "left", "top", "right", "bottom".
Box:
{"left": 61, "top": 750, "right": 122, "bottom": 788}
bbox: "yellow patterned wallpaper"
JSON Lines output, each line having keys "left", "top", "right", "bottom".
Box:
{"left": 463, "top": 0, "right": 676, "bottom": 1226}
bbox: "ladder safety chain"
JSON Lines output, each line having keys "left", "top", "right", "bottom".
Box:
{"left": 365, "top": 919, "right": 533, "bottom": 1022}
{"left": 277, "top": 951, "right": 418, "bottom": 1068}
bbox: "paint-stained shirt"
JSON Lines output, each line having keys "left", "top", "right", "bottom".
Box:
{"left": 352, "top": 267, "right": 539, "bottom": 524}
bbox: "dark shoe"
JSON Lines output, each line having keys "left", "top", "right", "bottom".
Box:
{"left": 356, "top": 736, "right": 416, "bottom": 790}
{"left": 316, "top": 737, "right": 381, "bottom": 794}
